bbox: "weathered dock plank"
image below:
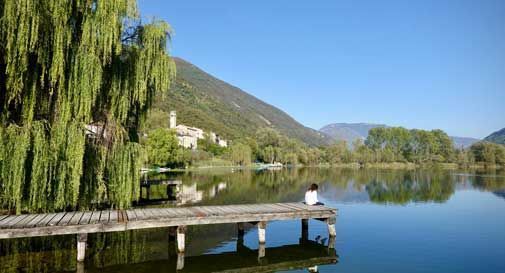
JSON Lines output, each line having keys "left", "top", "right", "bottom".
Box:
{"left": 25, "top": 214, "right": 47, "bottom": 228}
{"left": 89, "top": 211, "right": 101, "bottom": 224}
{"left": 35, "top": 213, "right": 57, "bottom": 227}
{"left": 79, "top": 212, "right": 93, "bottom": 225}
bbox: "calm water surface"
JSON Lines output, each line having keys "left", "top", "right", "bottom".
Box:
{"left": 1, "top": 168, "right": 504, "bottom": 273}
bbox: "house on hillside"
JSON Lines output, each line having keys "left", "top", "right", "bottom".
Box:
{"left": 169, "top": 111, "right": 228, "bottom": 149}
{"left": 210, "top": 132, "right": 228, "bottom": 148}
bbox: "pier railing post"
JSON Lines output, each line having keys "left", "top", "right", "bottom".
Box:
{"left": 176, "top": 226, "right": 186, "bottom": 253}
{"left": 77, "top": 233, "right": 88, "bottom": 262}
{"left": 258, "top": 221, "right": 267, "bottom": 244}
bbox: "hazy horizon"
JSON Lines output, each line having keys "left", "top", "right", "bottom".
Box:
{"left": 139, "top": 0, "right": 505, "bottom": 139}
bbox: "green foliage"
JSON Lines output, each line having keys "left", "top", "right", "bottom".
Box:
{"left": 0, "top": 0, "right": 174, "bottom": 212}
{"left": 106, "top": 143, "right": 145, "bottom": 209}
{"left": 143, "top": 109, "right": 170, "bottom": 131}
{"left": 145, "top": 128, "right": 185, "bottom": 167}
{"left": 470, "top": 142, "right": 505, "bottom": 165}
{"left": 198, "top": 134, "right": 227, "bottom": 156}
{"left": 365, "top": 127, "right": 455, "bottom": 164}
{"left": 325, "top": 141, "right": 352, "bottom": 164}
{"left": 228, "top": 143, "right": 252, "bottom": 166}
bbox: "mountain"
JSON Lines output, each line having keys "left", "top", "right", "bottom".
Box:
{"left": 451, "top": 136, "right": 480, "bottom": 149}
{"left": 149, "top": 57, "right": 331, "bottom": 146}
{"left": 319, "top": 123, "right": 387, "bottom": 144}
{"left": 484, "top": 128, "right": 505, "bottom": 144}
{"left": 320, "top": 123, "right": 479, "bottom": 148}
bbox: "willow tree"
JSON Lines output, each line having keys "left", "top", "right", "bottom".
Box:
{"left": 0, "top": 0, "right": 175, "bottom": 213}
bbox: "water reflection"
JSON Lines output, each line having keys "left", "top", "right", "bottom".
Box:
{"left": 1, "top": 168, "right": 505, "bottom": 273}
{"left": 143, "top": 168, "right": 505, "bottom": 207}
{"left": 80, "top": 239, "right": 337, "bottom": 273}
{"left": 0, "top": 229, "right": 337, "bottom": 273}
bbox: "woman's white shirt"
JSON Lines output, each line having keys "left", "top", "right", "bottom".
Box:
{"left": 305, "top": 190, "right": 318, "bottom": 205}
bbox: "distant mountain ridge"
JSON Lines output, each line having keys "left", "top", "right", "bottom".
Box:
{"left": 150, "top": 57, "right": 331, "bottom": 146}
{"left": 319, "top": 123, "right": 386, "bottom": 144}
{"left": 484, "top": 128, "right": 505, "bottom": 144}
{"left": 320, "top": 123, "right": 480, "bottom": 148}
{"left": 451, "top": 136, "right": 481, "bottom": 149}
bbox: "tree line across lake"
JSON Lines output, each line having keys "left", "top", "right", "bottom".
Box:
{"left": 144, "top": 127, "right": 505, "bottom": 168}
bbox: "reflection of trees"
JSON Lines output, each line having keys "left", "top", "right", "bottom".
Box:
{"left": 149, "top": 168, "right": 505, "bottom": 206}
{"left": 0, "top": 236, "right": 75, "bottom": 273}
{"left": 314, "top": 168, "right": 456, "bottom": 204}
{"left": 364, "top": 171, "right": 454, "bottom": 204}
{"left": 0, "top": 225, "right": 336, "bottom": 273}
{"left": 466, "top": 170, "right": 505, "bottom": 191}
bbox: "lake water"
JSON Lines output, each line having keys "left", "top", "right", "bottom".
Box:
{"left": 1, "top": 168, "right": 504, "bottom": 273}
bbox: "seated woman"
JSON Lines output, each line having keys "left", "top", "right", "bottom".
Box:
{"left": 305, "top": 183, "right": 324, "bottom": 206}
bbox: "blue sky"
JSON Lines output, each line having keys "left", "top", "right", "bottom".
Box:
{"left": 138, "top": 0, "right": 504, "bottom": 139}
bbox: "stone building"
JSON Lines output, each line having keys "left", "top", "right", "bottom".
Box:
{"left": 210, "top": 132, "right": 228, "bottom": 147}
{"left": 170, "top": 111, "right": 199, "bottom": 150}
{"left": 170, "top": 111, "right": 228, "bottom": 150}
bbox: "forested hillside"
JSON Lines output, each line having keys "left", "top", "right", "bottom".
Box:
{"left": 148, "top": 58, "right": 331, "bottom": 146}
{"left": 484, "top": 128, "right": 505, "bottom": 144}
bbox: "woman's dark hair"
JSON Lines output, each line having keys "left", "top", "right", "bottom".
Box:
{"left": 308, "top": 183, "right": 318, "bottom": 191}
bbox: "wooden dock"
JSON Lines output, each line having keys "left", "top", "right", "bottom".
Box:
{"left": 0, "top": 203, "right": 337, "bottom": 263}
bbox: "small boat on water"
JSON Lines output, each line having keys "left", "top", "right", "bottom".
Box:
{"left": 140, "top": 167, "right": 171, "bottom": 174}
{"left": 255, "top": 162, "right": 284, "bottom": 171}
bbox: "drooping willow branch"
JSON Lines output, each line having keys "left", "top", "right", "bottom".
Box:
{"left": 0, "top": 0, "right": 175, "bottom": 213}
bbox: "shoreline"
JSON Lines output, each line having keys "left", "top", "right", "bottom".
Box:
{"left": 174, "top": 162, "right": 504, "bottom": 172}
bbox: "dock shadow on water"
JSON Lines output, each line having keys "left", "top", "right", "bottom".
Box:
{"left": 1, "top": 168, "right": 505, "bottom": 273}
{"left": 0, "top": 225, "right": 338, "bottom": 273}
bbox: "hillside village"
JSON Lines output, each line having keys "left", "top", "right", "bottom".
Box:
{"left": 169, "top": 111, "right": 228, "bottom": 150}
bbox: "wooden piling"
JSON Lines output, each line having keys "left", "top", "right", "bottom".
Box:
{"left": 176, "top": 252, "right": 185, "bottom": 270}
{"left": 177, "top": 226, "right": 186, "bottom": 253}
{"left": 258, "top": 243, "right": 266, "bottom": 259}
{"left": 77, "top": 233, "right": 87, "bottom": 262}
{"left": 258, "top": 221, "right": 267, "bottom": 244}
{"left": 168, "top": 226, "right": 176, "bottom": 242}
{"left": 328, "top": 235, "right": 336, "bottom": 249}
{"left": 301, "top": 219, "right": 309, "bottom": 242}
{"left": 326, "top": 217, "right": 336, "bottom": 237}
{"left": 237, "top": 222, "right": 245, "bottom": 237}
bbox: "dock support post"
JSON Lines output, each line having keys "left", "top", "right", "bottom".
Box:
{"left": 77, "top": 233, "right": 87, "bottom": 262}
{"left": 258, "top": 221, "right": 267, "bottom": 244}
{"left": 301, "top": 219, "right": 309, "bottom": 242}
{"left": 176, "top": 252, "right": 185, "bottom": 270}
{"left": 258, "top": 243, "right": 266, "bottom": 260}
{"left": 328, "top": 234, "right": 336, "bottom": 249}
{"left": 168, "top": 227, "right": 177, "bottom": 242}
{"left": 76, "top": 261, "right": 85, "bottom": 273}
{"left": 237, "top": 222, "right": 245, "bottom": 237}
{"left": 327, "top": 217, "right": 336, "bottom": 237}
{"left": 176, "top": 226, "right": 186, "bottom": 253}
